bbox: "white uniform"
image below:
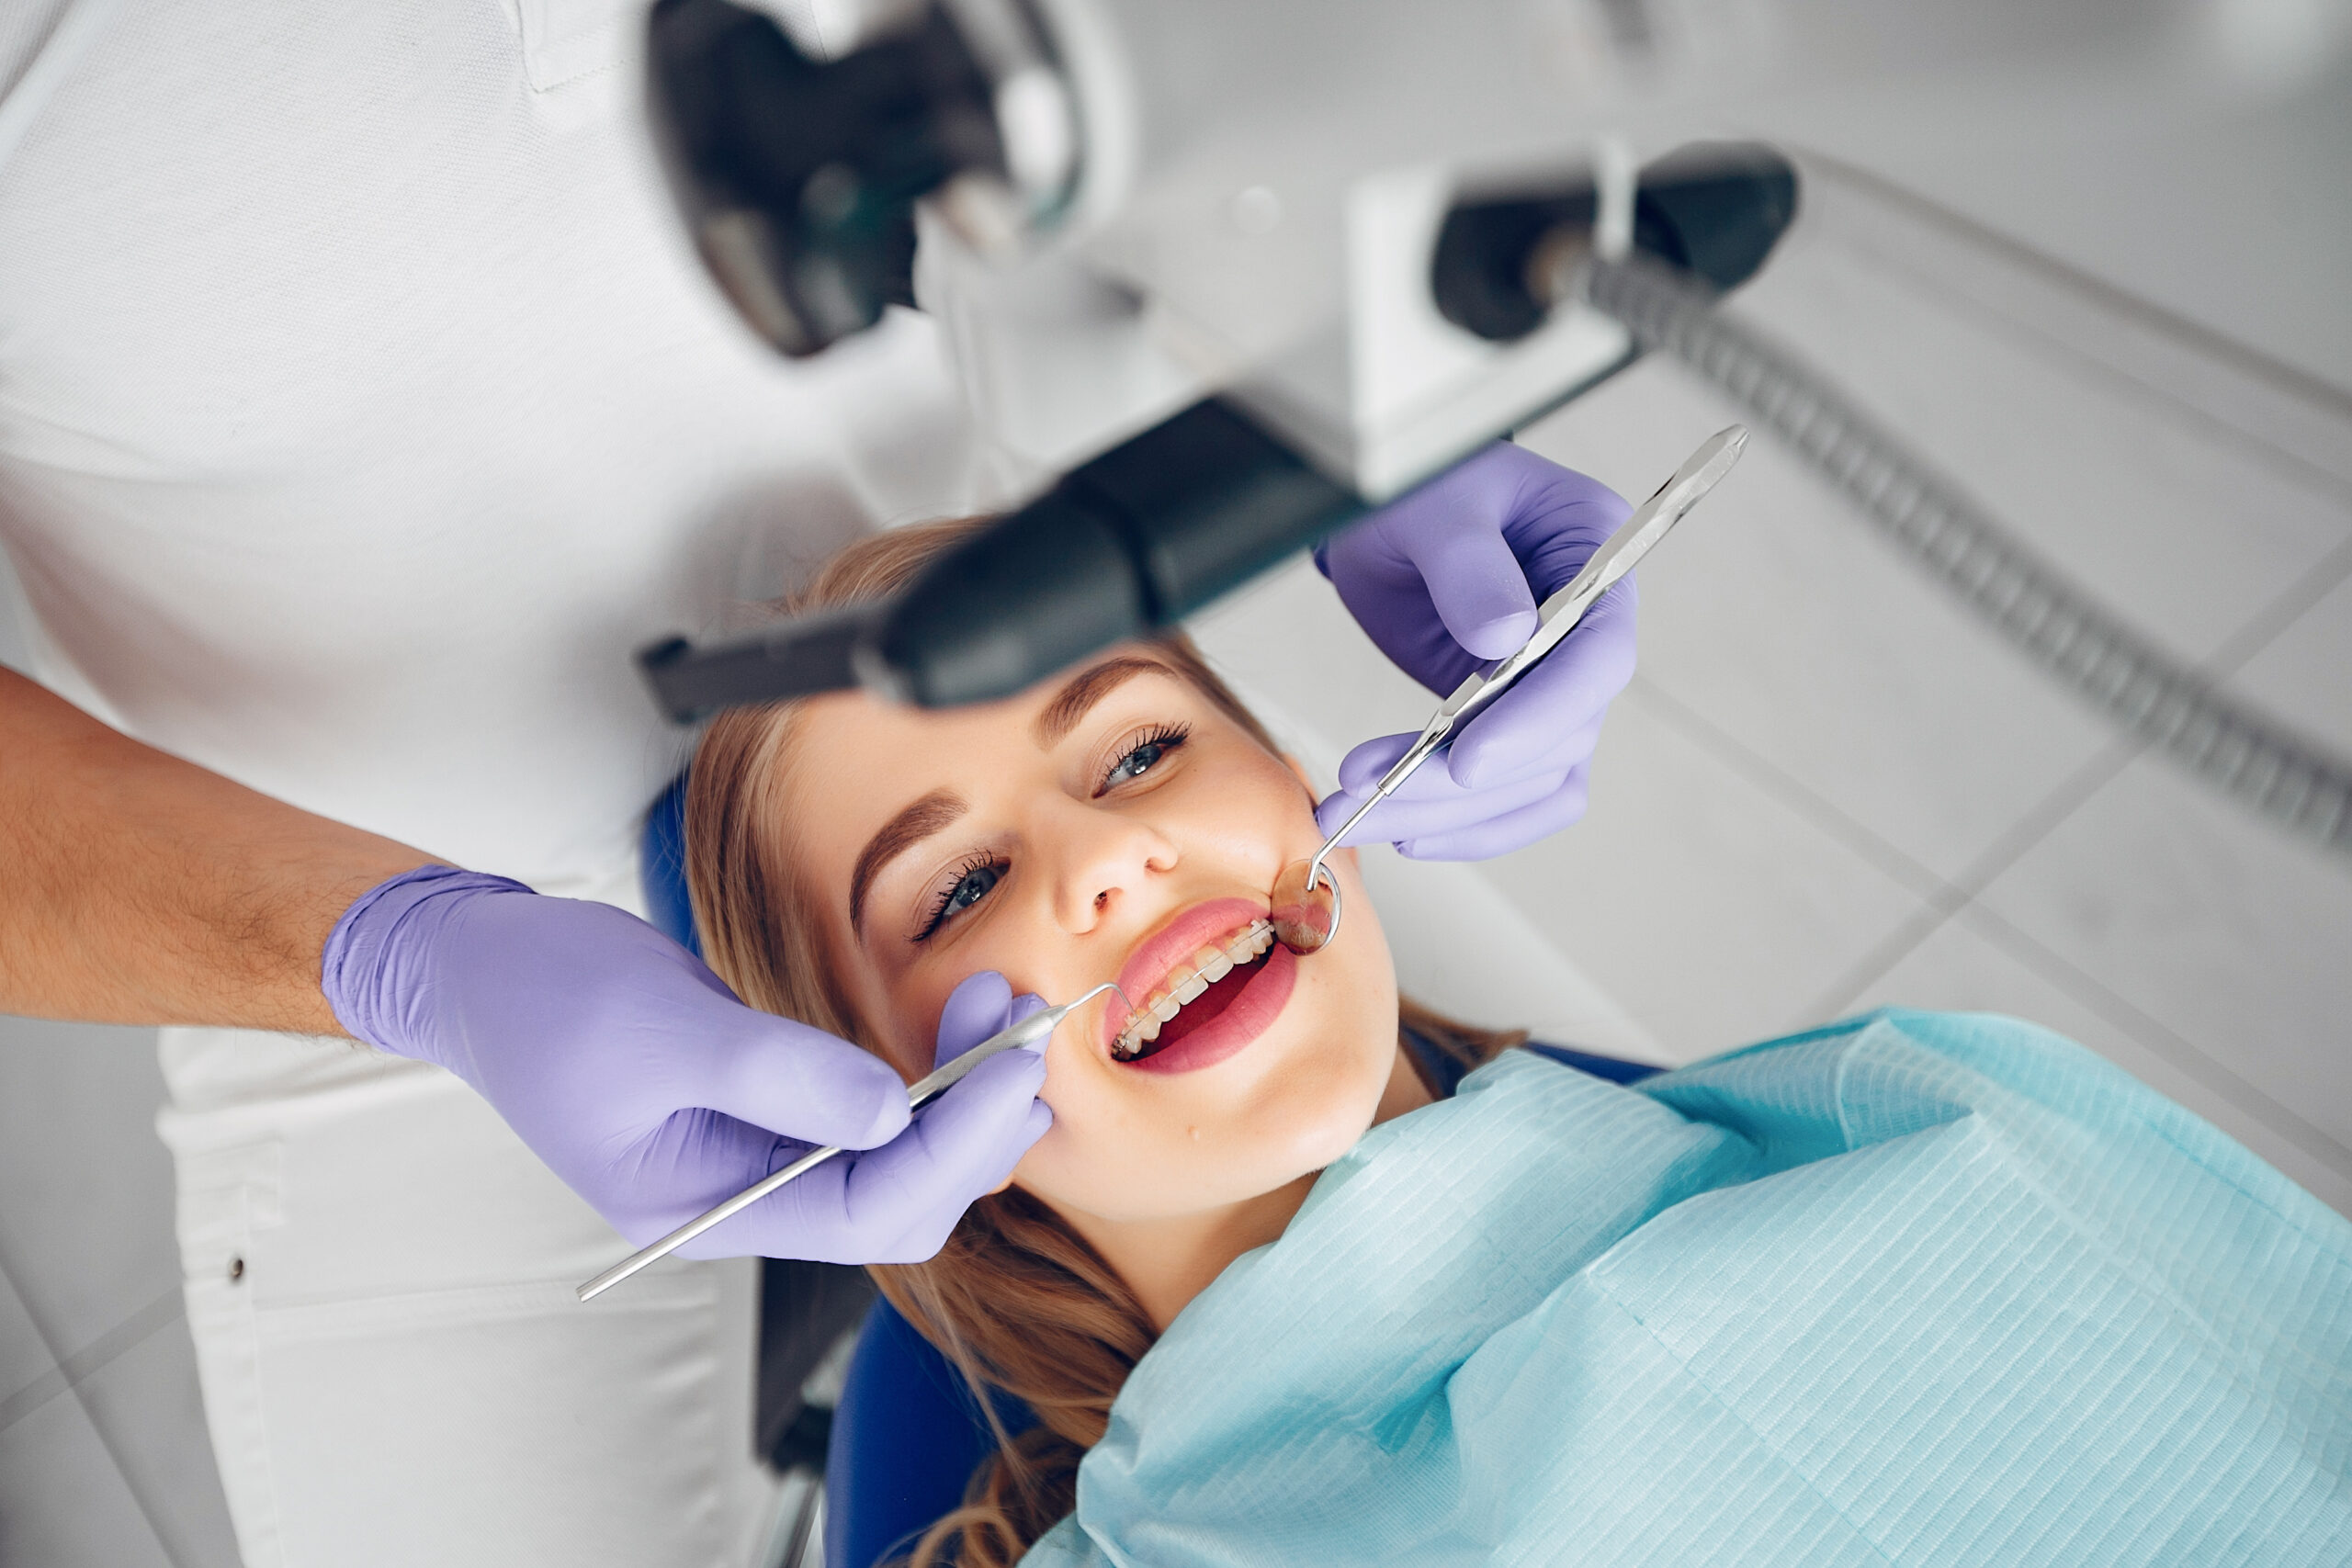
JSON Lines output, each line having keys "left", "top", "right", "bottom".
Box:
{"left": 0, "top": 3, "right": 973, "bottom": 1562}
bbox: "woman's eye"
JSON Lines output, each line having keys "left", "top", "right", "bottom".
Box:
{"left": 920, "top": 859, "right": 1005, "bottom": 939}
{"left": 1098, "top": 725, "right": 1190, "bottom": 795}
{"left": 1107, "top": 741, "right": 1168, "bottom": 784}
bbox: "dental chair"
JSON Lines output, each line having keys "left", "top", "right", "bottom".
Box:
{"left": 646, "top": 773, "right": 1664, "bottom": 1568}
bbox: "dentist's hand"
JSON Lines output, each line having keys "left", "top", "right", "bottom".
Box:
{"left": 1317, "top": 443, "right": 1636, "bottom": 859}
{"left": 322, "top": 867, "right": 1051, "bottom": 1263}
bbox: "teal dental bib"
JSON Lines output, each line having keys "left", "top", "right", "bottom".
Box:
{"left": 1025, "top": 1010, "right": 2352, "bottom": 1567}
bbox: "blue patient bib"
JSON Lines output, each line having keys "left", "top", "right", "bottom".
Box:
{"left": 1025, "top": 1010, "right": 2352, "bottom": 1567}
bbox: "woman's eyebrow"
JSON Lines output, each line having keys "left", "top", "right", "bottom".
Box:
{"left": 849, "top": 789, "right": 967, "bottom": 935}
{"left": 1032, "top": 656, "right": 1175, "bottom": 749}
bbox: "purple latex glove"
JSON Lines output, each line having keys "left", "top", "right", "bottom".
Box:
{"left": 322, "top": 866, "right": 1052, "bottom": 1263}
{"left": 1316, "top": 442, "right": 1636, "bottom": 859}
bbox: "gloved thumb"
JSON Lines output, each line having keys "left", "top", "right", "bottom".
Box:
{"left": 1407, "top": 501, "right": 1540, "bottom": 660}
{"left": 933, "top": 970, "right": 1046, "bottom": 1069}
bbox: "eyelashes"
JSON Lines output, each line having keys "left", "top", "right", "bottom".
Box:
{"left": 910, "top": 722, "right": 1194, "bottom": 942}
{"left": 1094, "top": 722, "right": 1190, "bottom": 796}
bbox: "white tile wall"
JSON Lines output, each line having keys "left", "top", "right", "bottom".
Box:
{"left": 2233, "top": 571, "right": 2352, "bottom": 750}
{"left": 1476, "top": 683, "right": 1940, "bottom": 1055}
{"left": 74, "top": 1315, "right": 246, "bottom": 1568}
{"left": 0, "top": 1018, "right": 185, "bottom": 1359}
{"left": 1729, "top": 220, "right": 2352, "bottom": 660}
{"left": 1973, "top": 756, "right": 2352, "bottom": 1170}
{"left": 0, "top": 1264, "right": 55, "bottom": 1427}
{"left": 1519, "top": 355, "right": 2120, "bottom": 884}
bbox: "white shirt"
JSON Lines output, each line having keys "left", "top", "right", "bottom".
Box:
{"left": 0, "top": 0, "right": 974, "bottom": 896}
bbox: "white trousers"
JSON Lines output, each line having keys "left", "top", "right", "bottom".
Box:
{"left": 156, "top": 1025, "right": 780, "bottom": 1568}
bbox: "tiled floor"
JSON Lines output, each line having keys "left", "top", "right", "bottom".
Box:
{"left": 5, "top": 96, "right": 2349, "bottom": 1568}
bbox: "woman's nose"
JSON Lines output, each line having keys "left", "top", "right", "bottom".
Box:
{"left": 1039, "top": 803, "right": 1178, "bottom": 934}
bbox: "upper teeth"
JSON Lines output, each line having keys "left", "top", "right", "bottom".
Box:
{"left": 1112, "top": 919, "right": 1275, "bottom": 1059}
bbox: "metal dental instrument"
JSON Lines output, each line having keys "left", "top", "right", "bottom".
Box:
{"left": 577, "top": 981, "right": 1129, "bottom": 1302}
{"left": 1270, "top": 425, "right": 1749, "bottom": 954}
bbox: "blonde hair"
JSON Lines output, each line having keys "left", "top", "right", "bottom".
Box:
{"left": 686, "top": 518, "right": 1520, "bottom": 1566}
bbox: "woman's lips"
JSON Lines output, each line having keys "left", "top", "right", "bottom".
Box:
{"left": 1101, "top": 897, "right": 1267, "bottom": 1052}
{"left": 1122, "top": 942, "right": 1296, "bottom": 1076}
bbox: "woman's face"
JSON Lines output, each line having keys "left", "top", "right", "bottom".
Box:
{"left": 783, "top": 649, "right": 1401, "bottom": 1228}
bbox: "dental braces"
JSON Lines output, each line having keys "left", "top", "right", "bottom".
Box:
{"left": 1110, "top": 918, "right": 1276, "bottom": 1061}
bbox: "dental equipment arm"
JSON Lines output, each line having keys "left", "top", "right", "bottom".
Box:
{"left": 632, "top": 0, "right": 2166, "bottom": 726}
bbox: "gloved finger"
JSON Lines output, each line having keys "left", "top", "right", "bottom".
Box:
{"left": 1330, "top": 695, "right": 1594, "bottom": 801}
{"left": 1395, "top": 766, "right": 1592, "bottom": 861}
{"left": 1333, "top": 730, "right": 1417, "bottom": 797}
{"left": 1396, "top": 494, "right": 1541, "bottom": 660}
{"left": 1501, "top": 462, "right": 1634, "bottom": 598}
{"left": 1332, "top": 705, "right": 1601, "bottom": 807}
{"left": 1316, "top": 767, "right": 1563, "bottom": 848}
{"left": 1444, "top": 581, "right": 1634, "bottom": 789}
{"left": 1448, "top": 705, "right": 1607, "bottom": 797}
{"left": 682, "top": 1009, "right": 912, "bottom": 1153}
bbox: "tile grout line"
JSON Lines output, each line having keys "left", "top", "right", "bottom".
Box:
{"left": 1625, "top": 671, "right": 2163, "bottom": 1040}
{"left": 1625, "top": 673, "right": 1957, "bottom": 904}
{"left": 1807, "top": 512, "right": 2352, "bottom": 1021}
{"left": 1955, "top": 901, "right": 2352, "bottom": 1179}
{"left": 1796, "top": 152, "right": 2352, "bottom": 420}
{"left": 1803, "top": 734, "right": 2147, "bottom": 1023}
{"left": 67, "top": 1305, "right": 210, "bottom": 1568}
{"left": 0, "top": 1253, "right": 194, "bottom": 1568}
{"left": 0, "top": 1282, "right": 185, "bottom": 1436}
{"left": 2196, "top": 532, "right": 2352, "bottom": 687}
{"left": 1827, "top": 228, "right": 2352, "bottom": 506}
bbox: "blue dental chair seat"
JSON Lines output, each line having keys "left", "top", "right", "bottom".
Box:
{"left": 640, "top": 776, "right": 1663, "bottom": 1568}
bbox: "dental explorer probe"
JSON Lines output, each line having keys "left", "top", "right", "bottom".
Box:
{"left": 1272, "top": 425, "right": 1748, "bottom": 953}
{"left": 577, "top": 982, "right": 1129, "bottom": 1302}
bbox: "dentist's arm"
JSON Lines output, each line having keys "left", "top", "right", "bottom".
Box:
{"left": 0, "top": 665, "right": 428, "bottom": 1030}
{"left": 1315, "top": 444, "right": 1637, "bottom": 859}
{"left": 0, "top": 667, "right": 1045, "bottom": 1262}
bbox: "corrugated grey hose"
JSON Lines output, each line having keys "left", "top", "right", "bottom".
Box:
{"left": 1584, "top": 252, "right": 2352, "bottom": 857}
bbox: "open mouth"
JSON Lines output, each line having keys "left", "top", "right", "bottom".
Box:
{"left": 1110, "top": 918, "right": 1277, "bottom": 1062}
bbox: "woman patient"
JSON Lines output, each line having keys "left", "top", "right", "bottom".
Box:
{"left": 687, "top": 519, "right": 2352, "bottom": 1568}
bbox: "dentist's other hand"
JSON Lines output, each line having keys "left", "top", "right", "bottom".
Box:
{"left": 1317, "top": 443, "right": 1635, "bottom": 859}
{"left": 322, "top": 868, "right": 1050, "bottom": 1263}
